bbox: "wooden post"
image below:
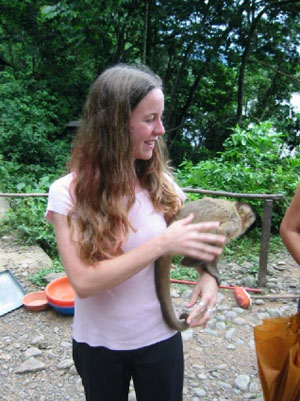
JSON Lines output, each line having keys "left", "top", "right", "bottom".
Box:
{"left": 258, "top": 199, "right": 273, "bottom": 287}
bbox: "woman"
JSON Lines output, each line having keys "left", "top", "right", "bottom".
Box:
{"left": 280, "top": 183, "right": 300, "bottom": 265}
{"left": 46, "top": 63, "right": 226, "bottom": 401}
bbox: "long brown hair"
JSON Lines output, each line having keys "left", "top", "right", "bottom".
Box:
{"left": 68, "top": 64, "right": 182, "bottom": 262}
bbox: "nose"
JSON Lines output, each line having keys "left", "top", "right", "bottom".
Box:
{"left": 154, "top": 118, "right": 165, "bottom": 136}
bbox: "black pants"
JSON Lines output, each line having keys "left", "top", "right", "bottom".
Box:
{"left": 73, "top": 332, "right": 184, "bottom": 401}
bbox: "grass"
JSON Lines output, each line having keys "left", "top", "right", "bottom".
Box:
{"left": 30, "top": 259, "right": 64, "bottom": 287}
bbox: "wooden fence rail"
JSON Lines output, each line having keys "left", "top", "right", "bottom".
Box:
{"left": 0, "top": 188, "right": 285, "bottom": 287}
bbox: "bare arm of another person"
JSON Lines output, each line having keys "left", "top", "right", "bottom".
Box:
{"left": 53, "top": 212, "right": 226, "bottom": 298}
{"left": 280, "top": 183, "right": 300, "bottom": 265}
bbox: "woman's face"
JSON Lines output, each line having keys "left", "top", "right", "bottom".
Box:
{"left": 129, "top": 88, "right": 165, "bottom": 161}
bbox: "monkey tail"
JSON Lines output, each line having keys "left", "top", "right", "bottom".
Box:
{"left": 155, "top": 256, "right": 189, "bottom": 331}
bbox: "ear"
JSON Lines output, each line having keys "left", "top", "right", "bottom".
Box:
{"left": 235, "top": 202, "right": 256, "bottom": 231}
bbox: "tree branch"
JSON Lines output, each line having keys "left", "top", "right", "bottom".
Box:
{"left": 249, "top": 58, "right": 300, "bottom": 83}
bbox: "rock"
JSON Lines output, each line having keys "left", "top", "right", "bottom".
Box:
{"left": 182, "top": 288, "right": 193, "bottom": 299}
{"left": 234, "top": 374, "right": 250, "bottom": 391}
{"left": 24, "top": 347, "right": 42, "bottom": 358}
{"left": 225, "top": 327, "right": 236, "bottom": 339}
{"left": 268, "top": 308, "right": 281, "bottom": 318}
{"left": 0, "top": 244, "right": 53, "bottom": 274}
{"left": 241, "top": 275, "right": 257, "bottom": 288}
{"left": 218, "top": 381, "right": 232, "bottom": 389}
{"left": 44, "top": 272, "right": 66, "bottom": 283}
{"left": 273, "top": 264, "right": 286, "bottom": 271}
{"left": 232, "top": 317, "right": 247, "bottom": 325}
{"left": 202, "top": 328, "right": 218, "bottom": 336}
{"left": 171, "top": 288, "right": 180, "bottom": 298}
{"left": 225, "top": 311, "right": 238, "bottom": 320}
{"left": 61, "top": 341, "right": 72, "bottom": 348}
{"left": 57, "top": 359, "right": 73, "bottom": 369}
{"left": 15, "top": 357, "right": 46, "bottom": 374}
{"left": 30, "top": 335, "right": 45, "bottom": 346}
{"left": 249, "top": 381, "right": 259, "bottom": 392}
{"left": 193, "top": 388, "right": 207, "bottom": 396}
{"left": 257, "top": 312, "right": 270, "bottom": 320}
{"left": 182, "top": 329, "right": 194, "bottom": 341}
{"left": 216, "top": 321, "right": 226, "bottom": 330}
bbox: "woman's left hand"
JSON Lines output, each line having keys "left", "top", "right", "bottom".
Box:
{"left": 185, "top": 271, "right": 218, "bottom": 328}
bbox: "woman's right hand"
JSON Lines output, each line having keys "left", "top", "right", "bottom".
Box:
{"left": 161, "top": 213, "right": 226, "bottom": 262}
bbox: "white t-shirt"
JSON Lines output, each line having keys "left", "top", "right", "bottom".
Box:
{"left": 46, "top": 173, "right": 184, "bottom": 350}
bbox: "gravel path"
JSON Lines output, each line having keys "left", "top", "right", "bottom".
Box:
{"left": 1, "top": 234, "right": 299, "bottom": 401}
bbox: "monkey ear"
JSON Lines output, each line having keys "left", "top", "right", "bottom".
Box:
{"left": 236, "top": 202, "right": 254, "bottom": 216}
{"left": 235, "top": 202, "right": 256, "bottom": 233}
{"left": 238, "top": 204, "right": 248, "bottom": 216}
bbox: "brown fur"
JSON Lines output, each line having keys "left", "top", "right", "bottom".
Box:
{"left": 155, "top": 197, "right": 256, "bottom": 331}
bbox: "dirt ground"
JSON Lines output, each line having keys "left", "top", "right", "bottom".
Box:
{"left": 1, "top": 234, "right": 300, "bottom": 400}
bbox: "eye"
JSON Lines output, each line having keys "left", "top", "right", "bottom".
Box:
{"left": 145, "top": 115, "right": 155, "bottom": 122}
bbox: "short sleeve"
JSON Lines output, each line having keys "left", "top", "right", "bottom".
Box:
{"left": 173, "top": 181, "right": 187, "bottom": 202}
{"left": 45, "top": 173, "right": 74, "bottom": 224}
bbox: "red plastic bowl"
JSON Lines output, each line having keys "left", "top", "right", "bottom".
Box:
{"left": 45, "top": 276, "right": 75, "bottom": 307}
{"left": 23, "top": 291, "right": 49, "bottom": 311}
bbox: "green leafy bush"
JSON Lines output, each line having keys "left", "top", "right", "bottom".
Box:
{"left": 0, "top": 71, "right": 71, "bottom": 175}
{"left": 0, "top": 70, "right": 71, "bottom": 261}
{"left": 176, "top": 122, "right": 300, "bottom": 230}
{"left": 0, "top": 173, "right": 60, "bottom": 259}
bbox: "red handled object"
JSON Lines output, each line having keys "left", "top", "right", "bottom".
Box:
{"left": 233, "top": 286, "right": 252, "bottom": 308}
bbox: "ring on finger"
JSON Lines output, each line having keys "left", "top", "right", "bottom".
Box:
{"left": 199, "top": 301, "right": 207, "bottom": 312}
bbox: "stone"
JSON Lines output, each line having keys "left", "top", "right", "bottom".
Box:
{"left": 182, "top": 329, "right": 194, "bottom": 341}
{"left": 15, "top": 357, "right": 46, "bottom": 374}
{"left": 225, "top": 311, "right": 238, "bottom": 320}
{"left": 0, "top": 244, "right": 53, "bottom": 273}
{"left": 234, "top": 374, "right": 250, "bottom": 391}
{"left": 225, "top": 327, "right": 236, "bottom": 339}
{"left": 24, "top": 347, "right": 42, "bottom": 358}
{"left": 44, "top": 272, "right": 66, "bottom": 283}
{"left": 193, "top": 388, "right": 207, "bottom": 397}
{"left": 57, "top": 359, "right": 74, "bottom": 369}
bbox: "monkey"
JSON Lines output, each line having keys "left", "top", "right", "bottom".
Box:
{"left": 155, "top": 197, "right": 256, "bottom": 331}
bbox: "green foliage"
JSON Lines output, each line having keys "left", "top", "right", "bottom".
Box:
{"left": 1, "top": 0, "right": 300, "bottom": 156}
{"left": 30, "top": 260, "right": 64, "bottom": 288}
{"left": 176, "top": 122, "right": 300, "bottom": 230}
{"left": 0, "top": 174, "right": 59, "bottom": 259}
{"left": 0, "top": 71, "right": 70, "bottom": 171}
